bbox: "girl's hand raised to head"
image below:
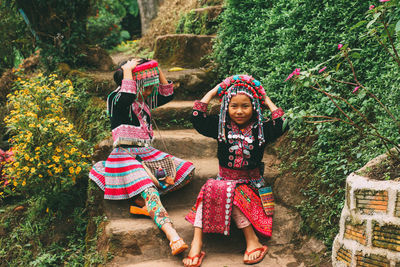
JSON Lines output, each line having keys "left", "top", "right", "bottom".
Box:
{"left": 200, "top": 84, "right": 219, "bottom": 104}
{"left": 122, "top": 59, "right": 141, "bottom": 80}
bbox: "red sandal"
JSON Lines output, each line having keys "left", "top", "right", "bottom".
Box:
{"left": 183, "top": 251, "right": 206, "bottom": 267}
{"left": 243, "top": 245, "right": 268, "bottom": 265}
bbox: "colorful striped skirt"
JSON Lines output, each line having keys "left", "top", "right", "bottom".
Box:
{"left": 89, "top": 146, "right": 195, "bottom": 200}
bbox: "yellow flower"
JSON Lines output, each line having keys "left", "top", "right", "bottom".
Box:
{"left": 46, "top": 207, "right": 49, "bottom": 213}
{"left": 56, "top": 147, "right": 61, "bottom": 153}
{"left": 31, "top": 167, "right": 36, "bottom": 173}
{"left": 75, "top": 166, "right": 82, "bottom": 174}
{"left": 69, "top": 167, "right": 74, "bottom": 174}
{"left": 48, "top": 142, "right": 53, "bottom": 146}
{"left": 13, "top": 181, "right": 18, "bottom": 187}
{"left": 22, "top": 180, "right": 26, "bottom": 186}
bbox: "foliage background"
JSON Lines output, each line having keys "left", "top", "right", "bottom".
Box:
{"left": 213, "top": 0, "right": 400, "bottom": 246}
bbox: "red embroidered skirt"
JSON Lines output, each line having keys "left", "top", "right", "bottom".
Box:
{"left": 185, "top": 166, "right": 272, "bottom": 237}
{"left": 89, "top": 147, "right": 194, "bottom": 200}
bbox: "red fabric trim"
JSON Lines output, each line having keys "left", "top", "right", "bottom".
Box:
{"left": 120, "top": 79, "right": 137, "bottom": 94}
{"left": 193, "top": 100, "right": 208, "bottom": 113}
{"left": 132, "top": 60, "right": 158, "bottom": 72}
{"left": 158, "top": 82, "right": 173, "bottom": 96}
{"left": 271, "top": 107, "right": 284, "bottom": 120}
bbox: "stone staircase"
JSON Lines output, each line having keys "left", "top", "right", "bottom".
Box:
{"left": 87, "top": 71, "right": 329, "bottom": 265}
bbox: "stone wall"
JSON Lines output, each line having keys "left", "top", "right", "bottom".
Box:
{"left": 332, "top": 158, "right": 400, "bottom": 267}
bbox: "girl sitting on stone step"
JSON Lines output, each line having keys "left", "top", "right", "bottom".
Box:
{"left": 89, "top": 58, "right": 194, "bottom": 256}
{"left": 183, "top": 75, "right": 288, "bottom": 266}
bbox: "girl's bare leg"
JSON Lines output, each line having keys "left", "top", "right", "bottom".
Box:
{"left": 242, "top": 225, "right": 263, "bottom": 262}
{"left": 182, "top": 227, "right": 203, "bottom": 266}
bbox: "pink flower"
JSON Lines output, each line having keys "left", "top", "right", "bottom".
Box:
{"left": 284, "top": 68, "right": 302, "bottom": 81}
{"left": 338, "top": 44, "right": 343, "bottom": 50}
{"left": 379, "top": 0, "right": 390, "bottom": 2}
{"left": 352, "top": 86, "right": 360, "bottom": 93}
{"left": 369, "top": 5, "right": 375, "bottom": 9}
{"left": 284, "top": 73, "right": 294, "bottom": 82}
{"left": 318, "top": 66, "right": 327, "bottom": 73}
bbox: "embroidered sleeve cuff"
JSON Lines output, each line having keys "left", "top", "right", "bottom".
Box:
{"left": 158, "top": 81, "right": 173, "bottom": 96}
{"left": 193, "top": 100, "right": 208, "bottom": 113}
{"left": 120, "top": 79, "right": 137, "bottom": 94}
{"left": 271, "top": 107, "right": 285, "bottom": 120}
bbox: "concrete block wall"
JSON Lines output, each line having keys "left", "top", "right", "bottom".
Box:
{"left": 332, "top": 171, "right": 400, "bottom": 267}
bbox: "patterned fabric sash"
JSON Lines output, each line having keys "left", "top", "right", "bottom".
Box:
{"left": 218, "top": 166, "right": 260, "bottom": 180}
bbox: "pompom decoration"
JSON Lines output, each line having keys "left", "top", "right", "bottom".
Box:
{"left": 216, "top": 74, "right": 267, "bottom": 146}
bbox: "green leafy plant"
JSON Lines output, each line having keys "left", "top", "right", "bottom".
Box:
{"left": 285, "top": 1, "right": 400, "bottom": 159}
{"left": 3, "top": 71, "right": 91, "bottom": 201}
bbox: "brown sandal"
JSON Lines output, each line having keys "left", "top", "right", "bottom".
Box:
{"left": 129, "top": 205, "right": 150, "bottom": 216}
{"left": 170, "top": 238, "right": 188, "bottom": 255}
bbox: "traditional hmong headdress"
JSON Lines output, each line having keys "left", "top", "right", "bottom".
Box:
{"left": 132, "top": 60, "right": 160, "bottom": 90}
{"left": 132, "top": 60, "right": 160, "bottom": 110}
{"left": 217, "top": 74, "right": 267, "bottom": 145}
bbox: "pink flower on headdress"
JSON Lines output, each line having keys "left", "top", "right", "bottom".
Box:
{"left": 338, "top": 44, "right": 343, "bottom": 50}
{"left": 319, "top": 66, "right": 327, "bottom": 73}
{"left": 369, "top": 5, "right": 375, "bottom": 9}
{"left": 352, "top": 86, "right": 360, "bottom": 93}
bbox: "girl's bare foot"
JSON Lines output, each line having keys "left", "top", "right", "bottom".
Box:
{"left": 243, "top": 241, "right": 263, "bottom": 262}
{"left": 183, "top": 227, "right": 203, "bottom": 266}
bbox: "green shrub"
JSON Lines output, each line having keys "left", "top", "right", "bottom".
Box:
{"left": 0, "top": 2, "right": 35, "bottom": 75}
{"left": 88, "top": 0, "right": 140, "bottom": 49}
{"left": 3, "top": 72, "right": 91, "bottom": 201}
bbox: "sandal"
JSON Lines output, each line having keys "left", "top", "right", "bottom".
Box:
{"left": 129, "top": 205, "right": 150, "bottom": 216}
{"left": 170, "top": 238, "right": 188, "bottom": 256}
{"left": 183, "top": 251, "right": 206, "bottom": 267}
{"left": 243, "top": 245, "right": 268, "bottom": 265}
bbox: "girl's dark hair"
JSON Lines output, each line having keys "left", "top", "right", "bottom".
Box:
{"left": 113, "top": 58, "right": 150, "bottom": 86}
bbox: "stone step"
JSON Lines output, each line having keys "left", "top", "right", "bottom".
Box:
{"left": 152, "top": 129, "right": 217, "bottom": 159}
{"left": 154, "top": 34, "right": 215, "bottom": 69}
{"left": 109, "top": 247, "right": 305, "bottom": 267}
{"left": 152, "top": 100, "right": 220, "bottom": 129}
{"left": 164, "top": 67, "right": 217, "bottom": 101}
{"left": 103, "top": 202, "right": 301, "bottom": 266}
